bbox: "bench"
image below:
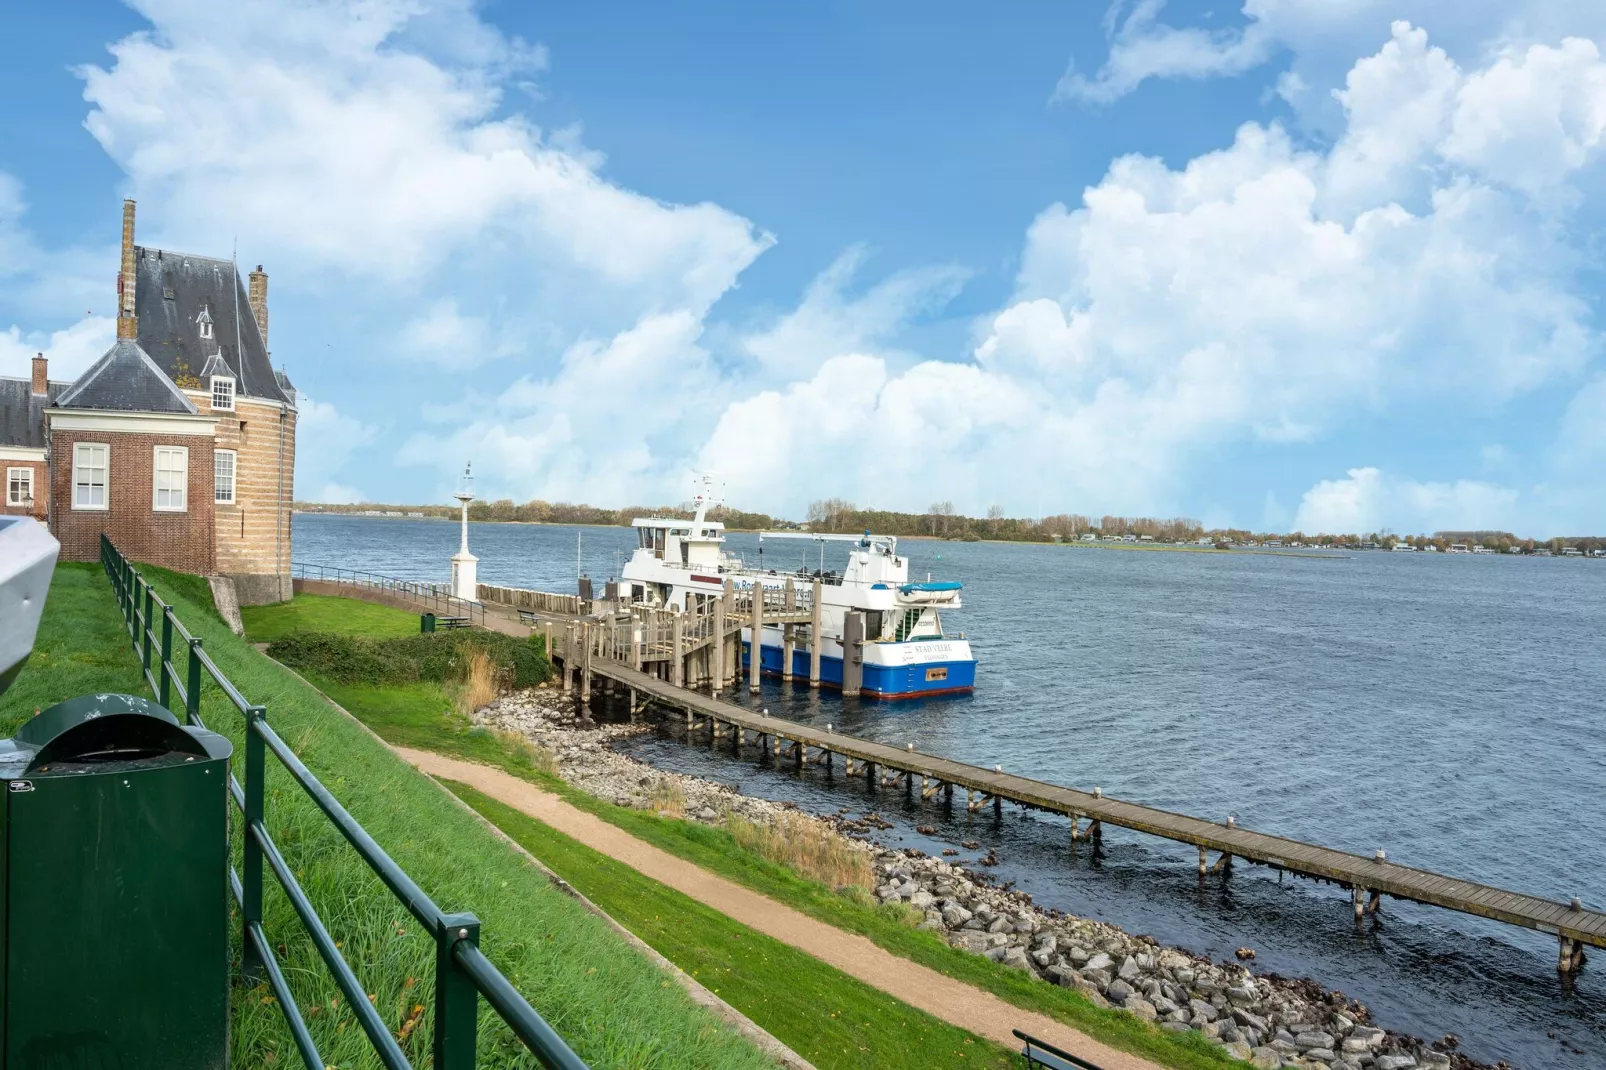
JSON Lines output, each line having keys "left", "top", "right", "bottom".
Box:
{"left": 518, "top": 609, "right": 540, "bottom": 627}
{"left": 1014, "top": 1030, "right": 1104, "bottom": 1070}
{"left": 435, "top": 615, "right": 470, "bottom": 630}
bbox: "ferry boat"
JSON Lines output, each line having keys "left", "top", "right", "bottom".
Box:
{"left": 619, "top": 482, "right": 976, "bottom": 699}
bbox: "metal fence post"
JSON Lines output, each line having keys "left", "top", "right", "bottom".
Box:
{"left": 242, "top": 705, "right": 267, "bottom": 981}
{"left": 141, "top": 583, "right": 154, "bottom": 669}
{"left": 158, "top": 608, "right": 174, "bottom": 710}
{"left": 434, "top": 913, "right": 481, "bottom": 1070}
{"left": 186, "top": 638, "right": 204, "bottom": 725}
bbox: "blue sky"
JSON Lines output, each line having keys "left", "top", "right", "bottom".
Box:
{"left": 3, "top": 1, "right": 1605, "bottom": 536}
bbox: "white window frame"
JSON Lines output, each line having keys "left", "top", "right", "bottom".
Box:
{"left": 153, "top": 445, "right": 189, "bottom": 513}
{"left": 72, "top": 443, "right": 108, "bottom": 511}
{"left": 6, "top": 467, "right": 32, "bottom": 507}
{"left": 214, "top": 449, "right": 237, "bottom": 505}
{"left": 211, "top": 376, "right": 236, "bottom": 411}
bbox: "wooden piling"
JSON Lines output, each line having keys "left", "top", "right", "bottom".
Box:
{"left": 782, "top": 579, "right": 796, "bottom": 681}
{"left": 671, "top": 610, "right": 684, "bottom": 687}
{"left": 749, "top": 580, "right": 762, "bottom": 693}
{"left": 809, "top": 578, "right": 822, "bottom": 688}
{"left": 712, "top": 591, "right": 725, "bottom": 696}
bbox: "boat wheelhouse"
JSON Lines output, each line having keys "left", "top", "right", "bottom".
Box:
{"left": 620, "top": 482, "right": 976, "bottom": 699}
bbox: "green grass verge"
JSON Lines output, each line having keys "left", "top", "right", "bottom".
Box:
{"left": 446, "top": 780, "right": 1017, "bottom": 1070}
{"left": 244, "top": 590, "right": 1232, "bottom": 1070}
{"left": 242, "top": 592, "right": 422, "bottom": 642}
{"left": 1, "top": 565, "right": 772, "bottom": 1070}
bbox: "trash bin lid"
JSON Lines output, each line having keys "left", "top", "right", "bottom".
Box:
{"left": 10, "top": 693, "right": 220, "bottom": 774}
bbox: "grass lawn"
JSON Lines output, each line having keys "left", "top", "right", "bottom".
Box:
{"left": 240, "top": 590, "right": 1230, "bottom": 1070}
{"left": 241, "top": 592, "right": 423, "bottom": 642}
{"left": 448, "top": 781, "right": 1018, "bottom": 1070}
{"left": 3, "top": 564, "right": 773, "bottom": 1070}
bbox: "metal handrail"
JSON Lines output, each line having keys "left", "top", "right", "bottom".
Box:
{"left": 100, "top": 536, "right": 586, "bottom": 1069}
{"left": 291, "top": 561, "right": 487, "bottom": 625}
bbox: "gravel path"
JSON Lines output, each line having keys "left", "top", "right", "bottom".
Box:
{"left": 395, "top": 745, "right": 1166, "bottom": 1070}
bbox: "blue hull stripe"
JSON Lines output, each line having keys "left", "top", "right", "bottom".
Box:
{"left": 741, "top": 642, "right": 976, "bottom": 699}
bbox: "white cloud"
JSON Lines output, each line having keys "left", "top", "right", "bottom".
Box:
{"left": 397, "top": 298, "right": 510, "bottom": 369}
{"left": 741, "top": 247, "right": 967, "bottom": 379}
{"left": 1054, "top": 0, "right": 1278, "bottom": 105}
{"left": 0, "top": 318, "right": 116, "bottom": 382}
{"left": 398, "top": 310, "right": 725, "bottom": 504}
{"left": 78, "top": 0, "right": 772, "bottom": 333}
{"left": 1057, "top": 0, "right": 1606, "bottom": 116}
{"left": 295, "top": 395, "right": 379, "bottom": 504}
{"left": 1292, "top": 466, "right": 1520, "bottom": 534}
{"left": 697, "top": 23, "right": 1602, "bottom": 519}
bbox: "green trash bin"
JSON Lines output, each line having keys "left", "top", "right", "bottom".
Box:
{"left": 421, "top": 612, "right": 437, "bottom": 633}
{"left": 0, "top": 693, "right": 232, "bottom": 1068}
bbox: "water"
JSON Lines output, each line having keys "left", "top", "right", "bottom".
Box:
{"left": 294, "top": 514, "right": 1606, "bottom": 1067}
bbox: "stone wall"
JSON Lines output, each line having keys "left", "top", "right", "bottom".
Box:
{"left": 199, "top": 392, "right": 295, "bottom": 604}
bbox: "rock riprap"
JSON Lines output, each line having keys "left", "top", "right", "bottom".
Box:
{"left": 475, "top": 688, "right": 1488, "bottom": 1070}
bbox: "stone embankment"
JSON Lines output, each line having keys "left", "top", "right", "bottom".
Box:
{"left": 473, "top": 687, "right": 1493, "bottom": 1070}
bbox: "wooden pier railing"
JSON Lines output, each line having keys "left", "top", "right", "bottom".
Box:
{"left": 547, "top": 637, "right": 1604, "bottom": 976}
{"left": 477, "top": 583, "right": 583, "bottom": 617}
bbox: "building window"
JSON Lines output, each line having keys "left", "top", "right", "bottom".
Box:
{"left": 6, "top": 467, "right": 32, "bottom": 507}
{"left": 153, "top": 446, "right": 188, "bottom": 512}
{"left": 211, "top": 376, "right": 236, "bottom": 411}
{"left": 197, "top": 306, "right": 214, "bottom": 340}
{"left": 72, "top": 443, "right": 108, "bottom": 510}
{"left": 215, "top": 449, "right": 236, "bottom": 504}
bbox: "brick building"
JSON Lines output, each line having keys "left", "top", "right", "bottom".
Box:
{"left": 0, "top": 199, "right": 298, "bottom": 604}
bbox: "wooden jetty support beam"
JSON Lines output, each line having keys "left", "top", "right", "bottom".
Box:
{"left": 550, "top": 653, "right": 1606, "bottom": 966}
{"left": 808, "top": 577, "right": 822, "bottom": 688}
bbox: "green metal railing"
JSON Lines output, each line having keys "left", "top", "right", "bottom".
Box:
{"left": 100, "top": 536, "right": 587, "bottom": 1070}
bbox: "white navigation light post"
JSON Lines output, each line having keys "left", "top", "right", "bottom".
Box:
{"left": 450, "top": 462, "right": 478, "bottom": 601}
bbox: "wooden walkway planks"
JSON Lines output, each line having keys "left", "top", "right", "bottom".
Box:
{"left": 568, "top": 654, "right": 1606, "bottom": 954}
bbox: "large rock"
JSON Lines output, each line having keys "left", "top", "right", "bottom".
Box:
{"left": 951, "top": 931, "right": 989, "bottom": 954}
{"left": 1350, "top": 1027, "right": 1386, "bottom": 1049}
{"left": 1222, "top": 1040, "right": 1253, "bottom": 1061}
{"left": 1296, "top": 1032, "right": 1335, "bottom": 1051}
{"left": 1118, "top": 956, "right": 1142, "bottom": 981}
{"left": 1250, "top": 1046, "right": 1282, "bottom": 1069}
{"left": 1105, "top": 979, "right": 1135, "bottom": 1004}
{"left": 1031, "top": 947, "right": 1057, "bottom": 968}
{"left": 1000, "top": 946, "right": 1034, "bottom": 972}
{"left": 1189, "top": 999, "right": 1219, "bottom": 1022}
{"left": 1232, "top": 1007, "right": 1269, "bottom": 1033}
{"left": 1125, "top": 998, "right": 1159, "bottom": 1022}
{"left": 908, "top": 890, "right": 935, "bottom": 910}
{"left": 1083, "top": 951, "right": 1114, "bottom": 973}
{"left": 1304, "top": 1050, "right": 1337, "bottom": 1064}
{"left": 1066, "top": 945, "right": 1091, "bottom": 966}
{"left": 1374, "top": 1056, "right": 1417, "bottom": 1070}
{"left": 1082, "top": 968, "right": 1112, "bottom": 990}
{"left": 987, "top": 915, "right": 1013, "bottom": 934}
{"left": 1074, "top": 981, "right": 1110, "bottom": 1008}
{"left": 941, "top": 904, "right": 972, "bottom": 928}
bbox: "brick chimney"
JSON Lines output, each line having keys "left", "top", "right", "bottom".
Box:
{"left": 31, "top": 353, "right": 47, "bottom": 395}
{"left": 117, "top": 198, "right": 138, "bottom": 341}
{"left": 248, "top": 264, "right": 269, "bottom": 350}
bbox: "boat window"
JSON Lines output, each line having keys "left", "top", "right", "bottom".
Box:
{"left": 654, "top": 527, "right": 665, "bottom": 556}
{"left": 865, "top": 610, "right": 884, "bottom": 640}
{"left": 681, "top": 539, "right": 689, "bottom": 565}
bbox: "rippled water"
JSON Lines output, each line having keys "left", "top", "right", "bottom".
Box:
{"left": 294, "top": 514, "right": 1606, "bottom": 1068}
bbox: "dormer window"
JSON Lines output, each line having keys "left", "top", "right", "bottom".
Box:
{"left": 197, "top": 306, "right": 214, "bottom": 340}
{"left": 211, "top": 375, "right": 236, "bottom": 411}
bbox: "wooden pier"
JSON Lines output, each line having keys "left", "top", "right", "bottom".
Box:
{"left": 551, "top": 642, "right": 1604, "bottom": 975}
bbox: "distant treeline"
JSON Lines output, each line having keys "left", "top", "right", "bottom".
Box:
{"left": 292, "top": 500, "right": 1606, "bottom": 551}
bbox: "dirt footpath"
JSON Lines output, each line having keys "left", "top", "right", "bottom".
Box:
{"left": 395, "top": 746, "right": 1165, "bottom": 1070}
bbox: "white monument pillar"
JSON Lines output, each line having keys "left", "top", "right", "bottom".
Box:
{"left": 450, "top": 461, "right": 478, "bottom": 601}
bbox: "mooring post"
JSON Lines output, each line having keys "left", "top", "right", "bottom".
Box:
{"left": 1368, "top": 890, "right": 1382, "bottom": 915}
{"left": 809, "top": 577, "right": 822, "bottom": 688}
{"left": 749, "top": 581, "right": 762, "bottom": 693}
{"left": 1198, "top": 845, "right": 1208, "bottom": 876}
{"left": 841, "top": 610, "right": 864, "bottom": 697}
{"left": 580, "top": 623, "right": 593, "bottom": 705}
{"left": 559, "top": 624, "right": 571, "bottom": 694}
{"left": 782, "top": 578, "right": 796, "bottom": 681}
{"left": 993, "top": 793, "right": 1002, "bottom": 818}
{"left": 1090, "top": 819, "right": 1103, "bottom": 845}
{"left": 1560, "top": 937, "right": 1574, "bottom": 973}
{"left": 543, "top": 619, "right": 553, "bottom": 663}
{"left": 712, "top": 591, "right": 726, "bottom": 696}
{"left": 1353, "top": 886, "right": 1366, "bottom": 921}
{"left": 722, "top": 579, "right": 737, "bottom": 691}
{"left": 671, "top": 610, "right": 684, "bottom": 688}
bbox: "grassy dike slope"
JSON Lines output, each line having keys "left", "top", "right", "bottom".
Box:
{"left": 0, "top": 564, "right": 772, "bottom": 1070}
{"left": 242, "top": 595, "right": 1228, "bottom": 1070}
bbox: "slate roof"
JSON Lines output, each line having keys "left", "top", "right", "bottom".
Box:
{"left": 55, "top": 339, "right": 199, "bottom": 415}
{"left": 133, "top": 246, "right": 290, "bottom": 405}
{"left": 0, "top": 377, "right": 66, "bottom": 449}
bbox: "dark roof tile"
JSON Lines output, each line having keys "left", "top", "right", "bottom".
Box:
{"left": 0, "top": 378, "right": 67, "bottom": 449}
{"left": 55, "top": 339, "right": 199, "bottom": 414}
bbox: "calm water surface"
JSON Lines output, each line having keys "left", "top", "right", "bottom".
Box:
{"left": 295, "top": 514, "right": 1606, "bottom": 1068}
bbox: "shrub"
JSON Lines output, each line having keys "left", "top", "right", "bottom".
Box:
{"left": 268, "top": 629, "right": 551, "bottom": 689}
{"left": 726, "top": 811, "right": 874, "bottom": 892}
{"left": 648, "top": 779, "right": 687, "bottom": 818}
{"left": 454, "top": 649, "right": 501, "bottom": 716}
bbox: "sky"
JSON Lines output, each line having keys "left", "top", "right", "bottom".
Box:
{"left": 2, "top": 1, "right": 1605, "bottom": 536}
